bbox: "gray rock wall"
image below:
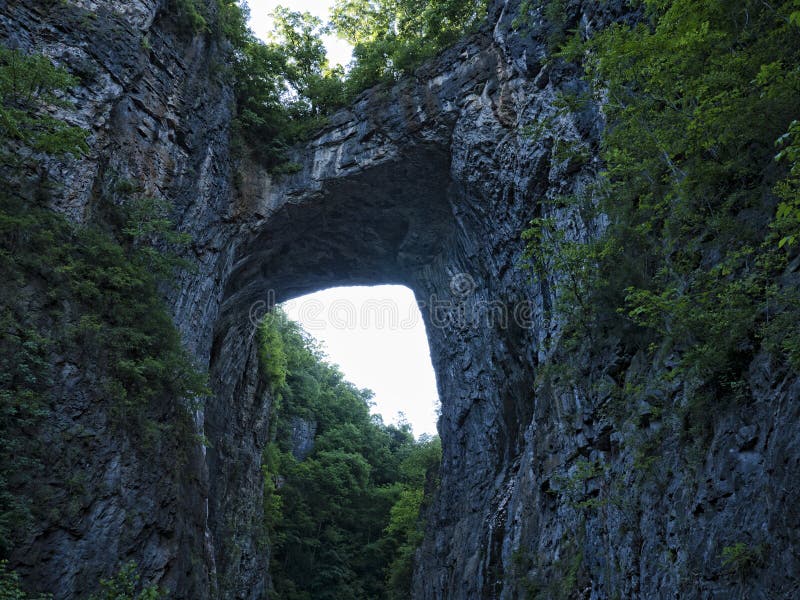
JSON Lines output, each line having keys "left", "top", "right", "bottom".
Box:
{"left": 2, "top": 0, "right": 798, "bottom": 598}
{"left": 0, "top": 0, "right": 239, "bottom": 596}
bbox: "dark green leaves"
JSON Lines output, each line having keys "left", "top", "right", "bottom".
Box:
{"left": 0, "top": 47, "right": 88, "bottom": 158}
{"left": 0, "top": 46, "right": 207, "bottom": 558}
{"left": 258, "top": 310, "right": 440, "bottom": 599}
{"left": 524, "top": 0, "right": 800, "bottom": 398}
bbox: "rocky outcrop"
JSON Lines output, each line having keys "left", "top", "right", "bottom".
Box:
{"left": 288, "top": 417, "right": 317, "bottom": 461}
{"left": 2, "top": 0, "right": 799, "bottom": 598}
{"left": 0, "top": 0, "right": 238, "bottom": 596}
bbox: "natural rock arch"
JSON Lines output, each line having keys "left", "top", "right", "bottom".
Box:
{"left": 0, "top": 1, "right": 607, "bottom": 595}
{"left": 217, "top": 31, "right": 498, "bottom": 315}
{"left": 203, "top": 30, "right": 551, "bottom": 598}
{"left": 221, "top": 142, "right": 455, "bottom": 311}
{"left": 5, "top": 0, "right": 796, "bottom": 597}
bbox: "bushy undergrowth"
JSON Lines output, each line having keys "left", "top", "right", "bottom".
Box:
{"left": 524, "top": 0, "right": 800, "bottom": 403}
{"left": 515, "top": 3, "right": 800, "bottom": 589}
{"left": 258, "top": 310, "right": 441, "bottom": 599}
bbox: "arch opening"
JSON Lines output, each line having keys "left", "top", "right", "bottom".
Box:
{"left": 202, "top": 145, "right": 474, "bottom": 595}
{"left": 220, "top": 144, "right": 457, "bottom": 320}
{"left": 282, "top": 284, "right": 440, "bottom": 438}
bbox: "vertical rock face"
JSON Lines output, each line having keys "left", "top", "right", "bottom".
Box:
{"left": 288, "top": 417, "right": 317, "bottom": 461}
{"left": 2, "top": 0, "right": 799, "bottom": 599}
{"left": 0, "top": 0, "right": 242, "bottom": 596}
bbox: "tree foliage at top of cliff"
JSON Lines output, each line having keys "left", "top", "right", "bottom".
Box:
{"left": 258, "top": 310, "right": 441, "bottom": 599}
{"left": 330, "top": 0, "right": 489, "bottom": 91}
{"left": 525, "top": 0, "right": 800, "bottom": 400}
{"left": 0, "top": 46, "right": 207, "bottom": 572}
{"left": 173, "top": 0, "right": 488, "bottom": 170}
{"left": 229, "top": 6, "right": 346, "bottom": 170}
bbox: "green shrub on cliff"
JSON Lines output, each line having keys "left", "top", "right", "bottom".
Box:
{"left": 89, "top": 562, "right": 166, "bottom": 600}
{"left": 258, "top": 312, "right": 288, "bottom": 393}
{"left": 0, "top": 560, "right": 50, "bottom": 600}
{"left": 0, "top": 47, "right": 88, "bottom": 161}
{"left": 0, "top": 45, "right": 207, "bottom": 556}
{"left": 0, "top": 559, "right": 162, "bottom": 600}
{"left": 525, "top": 0, "right": 800, "bottom": 399}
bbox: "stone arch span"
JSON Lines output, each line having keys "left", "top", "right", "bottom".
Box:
{"left": 221, "top": 142, "right": 456, "bottom": 311}
{"left": 205, "top": 32, "right": 555, "bottom": 599}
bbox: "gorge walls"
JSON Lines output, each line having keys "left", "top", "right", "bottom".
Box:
{"left": 2, "top": 0, "right": 798, "bottom": 598}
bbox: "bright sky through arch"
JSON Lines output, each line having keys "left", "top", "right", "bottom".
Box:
{"left": 246, "top": 0, "right": 355, "bottom": 67}
{"left": 246, "top": 4, "right": 438, "bottom": 437}
{"left": 282, "top": 286, "right": 440, "bottom": 438}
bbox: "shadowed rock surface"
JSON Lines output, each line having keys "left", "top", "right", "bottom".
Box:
{"left": 1, "top": 0, "right": 798, "bottom": 598}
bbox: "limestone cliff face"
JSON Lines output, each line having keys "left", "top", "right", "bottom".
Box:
{"left": 2, "top": 0, "right": 799, "bottom": 599}
{"left": 1, "top": 0, "right": 240, "bottom": 596}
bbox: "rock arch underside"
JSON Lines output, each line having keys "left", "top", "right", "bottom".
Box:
{"left": 2, "top": 1, "right": 799, "bottom": 599}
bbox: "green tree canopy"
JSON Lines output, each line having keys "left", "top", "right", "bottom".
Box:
{"left": 258, "top": 310, "right": 440, "bottom": 599}
{"left": 331, "top": 0, "right": 489, "bottom": 91}
{"left": 180, "top": 0, "right": 490, "bottom": 169}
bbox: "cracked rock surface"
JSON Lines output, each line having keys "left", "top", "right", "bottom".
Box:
{"left": 2, "top": 0, "right": 798, "bottom": 598}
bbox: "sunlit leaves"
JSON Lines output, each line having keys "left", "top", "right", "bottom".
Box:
{"left": 330, "top": 0, "right": 488, "bottom": 89}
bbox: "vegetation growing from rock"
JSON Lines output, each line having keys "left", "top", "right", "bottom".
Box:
{"left": 6, "top": 0, "right": 798, "bottom": 596}
{"left": 174, "top": 0, "right": 488, "bottom": 169}
{"left": 88, "top": 562, "right": 167, "bottom": 600}
{"left": 0, "top": 559, "right": 165, "bottom": 600}
{"left": 258, "top": 310, "right": 440, "bottom": 599}
{"left": 0, "top": 44, "right": 207, "bottom": 592}
{"left": 0, "top": 560, "right": 50, "bottom": 600}
{"left": 525, "top": 0, "right": 800, "bottom": 405}
{"left": 518, "top": 0, "right": 800, "bottom": 589}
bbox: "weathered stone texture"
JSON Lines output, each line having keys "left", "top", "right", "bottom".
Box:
{"left": 2, "top": 0, "right": 798, "bottom": 598}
